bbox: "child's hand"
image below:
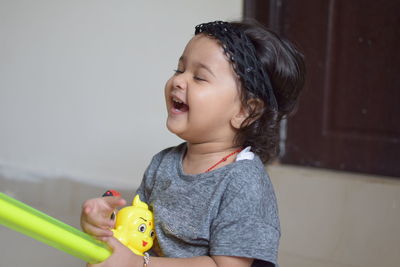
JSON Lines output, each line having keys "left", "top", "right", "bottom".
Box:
{"left": 80, "top": 196, "right": 126, "bottom": 239}
{"left": 87, "top": 237, "right": 140, "bottom": 267}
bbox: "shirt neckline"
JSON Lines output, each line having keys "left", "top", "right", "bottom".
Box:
{"left": 175, "top": 143, "right": 250, "bottom": 180}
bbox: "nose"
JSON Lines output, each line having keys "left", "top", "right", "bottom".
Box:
{"left": 171, "top": 72, "right": 187, "bottom": 91}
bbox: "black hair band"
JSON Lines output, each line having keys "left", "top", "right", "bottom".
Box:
{"left": 195, "top": 21, "right": 278, "bottom": 111}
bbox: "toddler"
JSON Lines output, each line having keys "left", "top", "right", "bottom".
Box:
{"left": 81, "top": 20, "right": 305, "bottom": 267}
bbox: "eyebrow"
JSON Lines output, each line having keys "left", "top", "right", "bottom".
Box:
{"left": 139, "top": 217, "right": 147, "bottom": 222}
{"left": 179, "top": 56, "right": 216, "bottom": 78}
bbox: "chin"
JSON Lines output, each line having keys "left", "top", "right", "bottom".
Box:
{"left": 167, "top": 125, "right": 192, "bottom": 143}
{"left": 166, "top": 121, "right": 183, "bottom": 136}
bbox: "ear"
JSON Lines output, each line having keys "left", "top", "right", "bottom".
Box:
{"left": 132, "top": 194, "right": 149, "bottom": 209}
{"left": 231, "top": 105, "right": 249, "bottom": 129}
{"left": 231, "top": 98, "right": 264, "bottom": 129}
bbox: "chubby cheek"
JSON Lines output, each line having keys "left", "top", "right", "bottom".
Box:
{"left": 189, "top": 89, "right": 236, "bottom": 119}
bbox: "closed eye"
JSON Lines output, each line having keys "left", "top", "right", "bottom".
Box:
{"left": 174, "top": 69, "right": 206, "bottom": 82}
{"left": 194, "top": 76, "right": 207, "bottom": 82}
{"left": 174, "top": 69, "right": 184, "bottom": 74}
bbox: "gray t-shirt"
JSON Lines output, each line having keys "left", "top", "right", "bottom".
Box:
{"left": 136, "top": 143, "right": 280, "bottom": 266}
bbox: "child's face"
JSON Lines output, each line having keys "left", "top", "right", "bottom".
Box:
{"left": 165, "top": 34, "right": 243, "bottom": 144}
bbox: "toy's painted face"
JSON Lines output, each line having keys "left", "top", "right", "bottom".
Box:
{"left": 112, "top": 195, "right": 155, "bottom": 256}
{"left": 127, "top": 210, "right": 155, "bottom": 253}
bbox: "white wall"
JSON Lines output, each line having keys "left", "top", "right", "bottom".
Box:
{"left": 0, "top": 0, "right": 243, "bottom": 188}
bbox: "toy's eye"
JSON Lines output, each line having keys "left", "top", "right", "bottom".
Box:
{"left": 138, "top": 223, "right": 147, "bottom": 233}
{"left": 150, "top": 229, "right": 155, "bottom": 238}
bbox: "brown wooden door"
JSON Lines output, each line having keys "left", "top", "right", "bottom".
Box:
{"left": 244, "top": 0, "right": 400, "bottom": 177}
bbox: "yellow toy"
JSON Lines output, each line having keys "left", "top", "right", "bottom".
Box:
{"left": 112, "top": 195, "right": 155, "bottom": 256}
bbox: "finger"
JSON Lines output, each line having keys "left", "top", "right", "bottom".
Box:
{"left": 103, "top": 196, "right": 126, "bottom": 209}
{"left": 82, "top": 197, "right": 115, "bottom": 214}
{"left": 83, "top": 205, "right": 92, "bottom": 214}
{"left": 83, "top": 213, "right": 113, "bottom": 230}
{"left": 82, "top": 203, "right": 115, "bottom": 228}
{"left": 81, "top": 198, "right": 99, "bottom": 211}
{"left": 82, "top": 222, "right": 114, "bottom": 237}
{"left": 85, "top": 209, "right": 114, "bottom": 224}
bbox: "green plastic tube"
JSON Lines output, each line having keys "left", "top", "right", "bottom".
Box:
{"left": 0, "top": 192, "right": 112, "bottom": 263}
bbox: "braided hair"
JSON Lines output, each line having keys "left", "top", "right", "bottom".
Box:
{"left": 195, "top": 20, "right": 305, "bottom": 163}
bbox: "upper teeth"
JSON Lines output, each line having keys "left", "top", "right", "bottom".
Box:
{"left": 173, "top": 97, "right": 183, "bottom": 104}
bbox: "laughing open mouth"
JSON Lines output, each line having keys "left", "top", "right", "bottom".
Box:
{"left": 172, "top": 97, "right": 189, "bottom": 112}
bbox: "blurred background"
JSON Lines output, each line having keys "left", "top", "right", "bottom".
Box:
{"left": 0, "top": 0, "right": 399, "bottom": 266}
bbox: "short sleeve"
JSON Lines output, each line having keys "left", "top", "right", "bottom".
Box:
{"left": 135, "top": 163, "right": 154, "bottom": 203}
{"left": 209, "top": 167, "right": 280, "bottom": 266}
{"left": 135, "top": 148, "right": 169, "bottom": 203}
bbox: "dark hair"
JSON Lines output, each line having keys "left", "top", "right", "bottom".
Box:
{"left": 230, "top": 21, "right": 305, "bottom": 163}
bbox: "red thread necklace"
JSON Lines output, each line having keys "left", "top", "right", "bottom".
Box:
{"left": 205, "top": 148, "right": 242, "bottom": 172}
